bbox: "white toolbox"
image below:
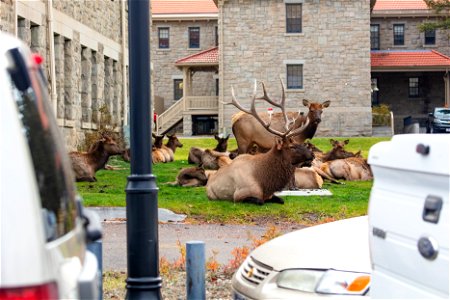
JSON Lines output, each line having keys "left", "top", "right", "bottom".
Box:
{"left": 368, "top": 134, "right": 449, "bottom": 299}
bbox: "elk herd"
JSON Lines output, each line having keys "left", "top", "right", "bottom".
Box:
{"left": 70, "top": 78, "right": 373, "bottom": 206}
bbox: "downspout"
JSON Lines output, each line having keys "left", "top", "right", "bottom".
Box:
{"left": 445, "top": 70, "right": 449, "bottom": 107}
{"left": 121, "top": 0, "right": 128, "bottom": 126}
{"left": 47, "top": 0, "right": 57, "bottom": 115}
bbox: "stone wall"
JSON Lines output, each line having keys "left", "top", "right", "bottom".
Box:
{"left": 372, "top": 16, "right": 450, "bottom": 56}
{"left": 0, "top": 0, "right": 127, "bottom": 150}
{"left": 220, "top": 0, "right": 372, "bottom": 137}
{"left": 151, "top": 20, "right": 218, "bottom": 109}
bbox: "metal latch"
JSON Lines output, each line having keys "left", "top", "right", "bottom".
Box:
{"left": 422, "top": 195, "right": 443, "bottom": 224}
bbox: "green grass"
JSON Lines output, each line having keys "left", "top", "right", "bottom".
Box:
{"left": 78, "top": 137, "right": 390, "bottom": 225}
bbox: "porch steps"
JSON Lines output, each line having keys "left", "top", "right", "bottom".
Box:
{"left": 156, "top": 98, "right": 185, "bottom": 134}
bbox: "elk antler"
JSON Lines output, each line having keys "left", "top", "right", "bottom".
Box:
{"left": 228, "top": 79, "right": 309, "bottom": 139}
{"left": 257, "top": 77, "right": 293, "bottom": 131}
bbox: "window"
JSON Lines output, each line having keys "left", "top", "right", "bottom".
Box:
{"left": 158, "top": 27, "right": 169, "bottom": 49}
{"left": 425, "top": 29, "right": 436, "bottom": 45}
{"left": 8, "top": 49, "right": 77, "bottom": 240}
{"left": 174, "top": 79, "right": 183, "bottom": 100}
{"left": 409, "top": 77, "right": 420, "bottom": 97}
{"left": 286, "top": 3, "right": 302, "bottom": 33}
{"left": 287, "top": 64, "right": 303, "bottom": 89}
{"left": 393, "top": 24, "right": 404, "bottom": 46}
{"left": 189, "top": 27, "right": 200, "bottom": 48}
{"left": 370, "top": 24, "right": 380, "bottom": 50}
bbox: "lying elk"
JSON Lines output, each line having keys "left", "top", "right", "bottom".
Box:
{"left": 231, "top": 79, "right": 330, "bottom": 154}
{"left": 152, "top": 133, "right": 167, "bottom": 163}
{"left": 169, "top": 167, "right": 217, "bottom": 187}
{"left": 320, "top": 157, "right": 373, "bottom": 181}
{"left": 206, "top": 81, "right": 315, "bottom": 205}
{"left": 188, "top": 134, "right": 230, "bottom": 165}
{"left": 320, "top": 139, "right": 361, "bottom": 162}
{"left": 160, "top": 134, "right": 183, "bottom": 162}
{"left": 70, "top": 136, "right": 123, "bottom": 182}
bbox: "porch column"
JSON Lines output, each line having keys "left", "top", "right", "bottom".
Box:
{"left": 183, "top": 67, "right": 189, "bottom": 110}
{"left": 445, "top": 71, "right": 449, "bottom": 107}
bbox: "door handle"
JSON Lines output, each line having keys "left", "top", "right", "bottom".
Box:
{"left": 422, "top": 195, "right": 443, "bottom": 224}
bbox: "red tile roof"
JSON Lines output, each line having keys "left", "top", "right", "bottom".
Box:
{"left": 152, "top": 0, "right": 218, "bottom": 15}
{"left": 175, "top": 47, "right": 218, "bottom": 66}
{"left": 371, "top": 50, "right": 450, "bottom": 68}
{"left": 373, "top": 0, "right": 428, "bottom": 11}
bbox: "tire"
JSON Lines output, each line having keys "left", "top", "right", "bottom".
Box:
{"left": 426, "top": 126, "right": 431, "bottom": 134}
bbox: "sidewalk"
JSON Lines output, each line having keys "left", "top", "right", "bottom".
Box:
{"left": 93, "top": 207, "right": 303, "bottom": 271}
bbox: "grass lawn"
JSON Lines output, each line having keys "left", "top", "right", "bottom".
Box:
{"left": 78, "top": 136, "right": 390, "bottom": 225}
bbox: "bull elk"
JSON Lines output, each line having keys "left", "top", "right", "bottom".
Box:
{"left": 206, "top": 80, "right": 315, "bottom": 205}
{"left": 231, "top": 79, "right": 330, "bottom": 154}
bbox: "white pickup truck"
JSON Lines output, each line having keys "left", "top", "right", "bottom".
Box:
{"left": 368, "top": 134, "right": 449, "bottom": 298}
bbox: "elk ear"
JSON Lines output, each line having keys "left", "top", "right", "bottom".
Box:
{"left": 344, "top": 139, "right": 349, "bottom": 145}
{"left": 329, "top": 139, "right": 336, "bottom": 145}
{"left": 214, "top": 133, "right": 219, "bottom": 140}
{"left": 152, "top": 133, "right": 157, "bottom": 138}
{"left": 226, "top": 134, "right": 230, "bottom": 139}
{"left": 322, "top": 100, "right": 331, "bottom": 108}
{"left": 302, "top": 99, "right": 310, "bottom": 107}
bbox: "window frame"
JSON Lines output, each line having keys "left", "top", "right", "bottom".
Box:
{"left": 370, "top": 24, "right": 380, "bottom": 50}
{"left": 158, "top": 27, "right": 170, "bottom": 49}
{"left": 286, "top": 64, "right": 304, "bottom": 90}
{"left": 409, "top": 77, "right": 420, "bottom": 98}
{"left": 188, "top": 27, "right": 200, "bottom": 49}
{"left": 285, "top": 3, "right": 302, "bottom": 34}
{"left": 173, "top": 79, "right": 183, "bottom": 100}
{"left": 393, "top": 24, "right": 405, "bottom": 46}
{"left": 424, "top": 29, "right": 436, "bottom": 45}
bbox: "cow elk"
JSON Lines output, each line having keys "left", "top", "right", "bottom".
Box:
{"left": 70, "top": 135, "right": 123, "bottom": 182}
{"left": 170, "top": 167, "right": 217, "bottom": 187}
{"left": 206, "top": 80, "right": 315, "bottom": 205}
{"left": 160, "top": 134, "right": 183, "bottom": 162}
{"left": 231, "top": 79, "right": 330, "bottom": 154}
{"left": 320, "top": 157, "right": 373, "bottom": 181}
{"left": 188, "top": 133, "right": 230, "bottom": 165}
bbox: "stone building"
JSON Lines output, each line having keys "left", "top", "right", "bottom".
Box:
{"left": 371, "top": 0, "right": 450, "bottom": 133}
{"left": 0, "top": 0, "right": 129, "bottom": 150}
{"left": 155, "top": 0, "right": 373, "bottom": 137}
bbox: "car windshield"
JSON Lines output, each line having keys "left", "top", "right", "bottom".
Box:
{"left": 434, "top": 108, "right": 450, "bottom": 119}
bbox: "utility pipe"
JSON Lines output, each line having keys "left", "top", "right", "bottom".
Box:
{"left": 46, "top": 0, "right": 57, "bottom": 115}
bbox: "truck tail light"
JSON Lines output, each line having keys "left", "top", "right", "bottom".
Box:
{"left": 0, "top": 282, "right": 58, "bottom": 300}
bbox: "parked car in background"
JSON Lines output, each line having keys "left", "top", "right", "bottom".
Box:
{"left": 231, "top": 216, "right": 371, "bottom": 299}
{"left": 0, "top": 32, "right": 101, "bottom": 299}
{"left": 426, "top": 107, "right": 450, "bottom": 133}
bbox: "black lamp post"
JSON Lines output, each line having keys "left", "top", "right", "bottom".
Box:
{"left": 125, "top": 0, "right": 162, "bottom": 299}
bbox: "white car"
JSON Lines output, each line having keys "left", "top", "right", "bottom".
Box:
{"left": 232, "top": 216, "right": 371, "bottom": 299}
{"left": 0, "top": 32, "right": 101, "bottom": 299}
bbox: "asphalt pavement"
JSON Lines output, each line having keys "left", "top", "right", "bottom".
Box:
{"left": 93, "top": 207, "right": 304, "bottom": 271}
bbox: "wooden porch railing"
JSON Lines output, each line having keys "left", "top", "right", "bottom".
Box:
{"left": 156, "top": 96, "right": 218, "bottom": 134}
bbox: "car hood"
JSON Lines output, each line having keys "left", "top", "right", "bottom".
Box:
{"left": 251, "top": 216, "right": 371, "bottom": 273}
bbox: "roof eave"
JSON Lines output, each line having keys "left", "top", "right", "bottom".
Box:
{"left": 175, "top": 62, "right": 218, "bottom": 69}
{"left": 371, "top": 10, "right": 439, "bottom": 18}
{"left": 372, "top": 66, "right": 450, "bottom": 72}
{"left": 153, "top": 13, "right": 218, "bottom": 21}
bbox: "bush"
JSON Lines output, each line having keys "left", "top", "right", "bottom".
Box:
{"left": 372, "top": 104, "right": 391, "bottom": 126}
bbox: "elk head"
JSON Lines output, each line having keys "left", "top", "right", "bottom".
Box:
{"left": 214, "top": 133, "right": 230, "bottom": 152}
{"left": 303, "top": 99, "right": 330, "bottom": 125}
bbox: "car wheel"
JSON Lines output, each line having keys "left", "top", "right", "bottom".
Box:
{"left": 426, "top": 126, "right": 431, "bottom": 134}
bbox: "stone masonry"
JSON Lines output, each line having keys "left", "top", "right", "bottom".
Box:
{"left": 219, "top": 0, "right": 372, "bottom": 137}
{"left": 1, "top": 0, "right": 128, "bottom": 150}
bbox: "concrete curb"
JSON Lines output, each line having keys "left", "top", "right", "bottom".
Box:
{"left": 88, "top": 207, "right": 187, "bottom": 223}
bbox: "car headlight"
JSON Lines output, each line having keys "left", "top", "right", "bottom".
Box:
{"left": 276, "top": 269, "right": 370, "bottom": 295}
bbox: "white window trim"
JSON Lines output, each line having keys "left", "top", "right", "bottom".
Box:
{"left": 171, "top": 75, "right": 183, "bottom": 80}
{"left": 284, "top": 0, "right": 304, "bottom": 3}
{"left": 284, "top": 60, "right": 305, "bottom": 92}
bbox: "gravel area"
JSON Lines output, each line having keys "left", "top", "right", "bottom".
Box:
{"left": 104, "top": 270, "right": 234, "bottom": 300}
